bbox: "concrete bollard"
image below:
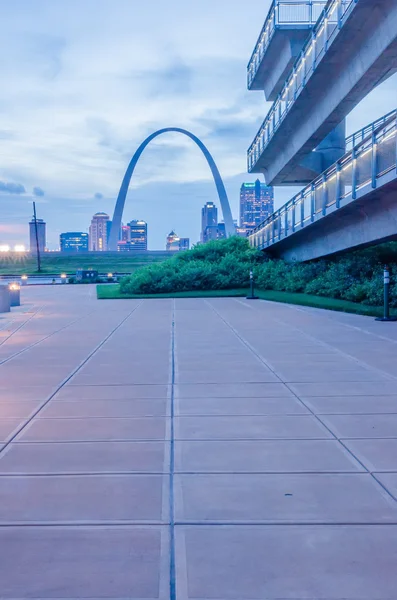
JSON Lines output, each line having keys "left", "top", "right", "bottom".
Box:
{"left": 8, "top": 283, "right": 21, "bottom": 307}
{"left": 0, "top": 285, "right": 11, "bottom": 313}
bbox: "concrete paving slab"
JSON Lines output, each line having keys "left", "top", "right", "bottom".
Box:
{"left": 320, "top": 414, "right": 397, "bottom": 438}
{"left": 40, "top": 398, "right": 169, "bottom": 418}
{"left": 174, "top": 415, "right": 331, "bottom": 440}
{"left": 0, "top": 526, "right": 169, "bottom": 599}
{"left": 175, "top": 473, "right": 397, "bottom": 523}
{"left": 17, "top": 416, "right": 169, "bottom": 442}
{"left": 175, "top": 440, "right": 363, "bottom": 473}
{"left": 174, "top": 383, "right": 293, "bottom": 398}
{"left": 0, "top": 418, "right": 24, "bottom": 442}
{"left": 55, "top": 384, "right": 170, "bottom": 400}
{"left": 343, "top": 438, "right": 397, "bottom": 471}
{"left": 0, "top": 401, "right": 42, "bottom": 418}
{"left": 0, "top": 441, "right": 168, "bottom": 474}
{"left": 276, "top": 368, "right": 388, "bottom": 383}
{"left": 0, "top": 474, "right": 167, "bottom": 523}
{"left": 175, "top": 396, "right": 308, "bottom": 416}
{"left": 374, "top": 473, "right": 397, "bottom": 500}
{"left": 289, "top": 381, "right": 397, "bottom": 397}
{"left": 176, "top": 525, "right": 397, "bottom": 599}
{"left": 303, "top": 395, "right": 397, "bottom": 414}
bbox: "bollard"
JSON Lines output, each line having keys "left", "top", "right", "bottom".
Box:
{"left": 21, "top": 275, "right": 28, "bottom": 286}
{"left": 8, "top": 283, "right": 21, "bottom": 307}
{"left": 61, "top": 273, "right": 67, "bottom": 284}
{"left": 375, "top": 266, "right": 397, "bottom": 322}
{"left": 0, "top": 285, "right": 11, "bottom": 313}
{"left": 246, "top": 270, "right": 259, "bottom": 300}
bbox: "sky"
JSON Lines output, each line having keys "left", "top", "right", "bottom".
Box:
{"left": 0, "top": 0, "right": 396, "bottom": 250}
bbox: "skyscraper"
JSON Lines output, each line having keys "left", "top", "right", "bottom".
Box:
{"left": 240, "top": 180, "right": 274, "bottom": 234}
{"left": 89, "top": 212, "right": 110, "bottom": 251}
{"left": 60, "top": 232, "right": 89, "bottom": 253}
{"left": 166, "top": 231, "right": 189, "bottom": 252}
{"left": 201, "top": 202, "right": 218, "bottom": 242}
{"left": 29, "top": 218, "right": 46, "bottom": 253}
{"left": 128, "top": 220, "right": 148, "bottom": 251}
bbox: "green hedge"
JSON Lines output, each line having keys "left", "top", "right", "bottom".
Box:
{"left": 119, "top": 237, "right": 397, "bottom": 307}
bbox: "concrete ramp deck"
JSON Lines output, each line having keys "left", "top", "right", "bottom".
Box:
{"left": 0, "top": 285, "right": 397, "bottom": 598}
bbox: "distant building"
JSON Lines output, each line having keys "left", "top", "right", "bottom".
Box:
{"left": 201, "top": 202, "right": 218, "bottom": 242}
{"left": 89, "top": 212, "right": 110, "bottom": 251}
{"left": 29, "top": 218, "right": 46, "bottom": 253}
{"left": 240, "top": 180, "right": 274, "bottom": 234}
{"left": 166, "top": 230, "right": 190, "bottom": 252}
{"left": 120, "top": 225, "right": 131, "bottom": 242}
{"left": 129, "top": 220, "right": 148, "bottom": 251}
{"left": 60, "top": 232, "right": 89, "bottom": 253}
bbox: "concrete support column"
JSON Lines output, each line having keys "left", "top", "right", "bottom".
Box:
{"left": 314, "top": 119, "right": 346, "bottom": 171}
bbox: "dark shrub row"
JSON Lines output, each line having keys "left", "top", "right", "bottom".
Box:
{"left": 119, "top": 237, "right": 397, "bottom": 307}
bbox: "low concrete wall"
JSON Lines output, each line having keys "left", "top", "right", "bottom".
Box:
{"left": 0, "top": 285, "right": 11, "bottom": 313}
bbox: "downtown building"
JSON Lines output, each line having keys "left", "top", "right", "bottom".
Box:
{"left": 89, "top": 212, "right": 110, "bottom": 251}
{"left": 29, "top": 217, "right": 46, "bottom": 253}
{"left": 239, "top": 180, "right": 274, "bottom": 235}
{"left": 166, "top": 231, "right": 190, "bottom": 252}
{"left": 117, "top": 220, "right": 148, "bottom": 252}
{"left": 60, "top": 232, "right": 89, "bottom": 253}
{"left": 201, "top": 202, "right": 227, "bottom": 243}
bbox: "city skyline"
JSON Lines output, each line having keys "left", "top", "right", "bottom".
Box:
{"left": 1, "top": 0, "right": 396, "bottom": 250}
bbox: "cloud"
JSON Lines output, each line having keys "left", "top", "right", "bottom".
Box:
{"left": 94, "top": 192, "right": 104, "bottom": 200}
{"left": 0, "top": 181, "right": 26, "bottom": 194}
{"left": 33, "top": 186, "right": 45, "bottom": 197}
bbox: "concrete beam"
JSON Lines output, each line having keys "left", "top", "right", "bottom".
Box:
{"left": 266, "top": 178, "right": 397, "bottom": 262}
{"left": 252, "top": 0, "right": 397, "bottom": 186}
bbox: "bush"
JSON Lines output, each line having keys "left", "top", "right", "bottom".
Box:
{"left": 119, "top": 237, "right": 397, "bottom": 307}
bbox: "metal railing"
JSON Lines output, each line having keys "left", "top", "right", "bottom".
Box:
{"left": 345, "top": 109, "right": 397, "bottom": 153}
{"left": 248, "top": 0, "right": 359, "bottom": 171}
{"left": 248, "top": 1, "right": 327, "bottom": 89}
{"left": 249, "top": 112, "right": 397, "bottom": 250}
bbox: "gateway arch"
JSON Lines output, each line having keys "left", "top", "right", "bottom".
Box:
{"left": 108, "top": 128, "right": 235, "bottom": 250}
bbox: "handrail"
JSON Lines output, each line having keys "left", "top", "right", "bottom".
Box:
{"left": 248, "top": 112, "right": 397, "bottom": 249}
{"left": 345, "top": 109, "right": 397, "bottom": 153}
{"left": 247, "top": 1, "right": 327, "bottom": 88}
{"left": 248, "top": 0, "right": 359, "bottom": 171}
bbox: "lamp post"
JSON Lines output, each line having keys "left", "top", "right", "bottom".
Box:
{"left": 375, "top": 265, "right": 397, "bottom": 322}
{"left": 246, "top": 269, "right": 259, "bottom": 300}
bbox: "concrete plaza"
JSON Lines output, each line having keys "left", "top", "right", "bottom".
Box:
{"left": 0, "top": 285, "right": 397, "bottom": 598}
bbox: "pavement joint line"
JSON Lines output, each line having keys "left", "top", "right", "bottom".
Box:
{"left": 0, "top": 303, "right": 46, "bottom": 347}
{"left": 280, "top": 300, "right": 397, "bottom": 347}
{"left": 0, "top": 309, "right": 99, "bottom": 366}
{"left": 223, "top": 299, "right": 397, "bottom": 506}
{"left": 0, "top": 520, "right": 396, "bottom": 527}
{"left": 169, "top": 299, "right": 176, "bottom": 600}
{"left": 0, "top": 302, "right": 144, "bottom": 459}
{"left": 10, "top": 437, "right": 341, "bottom": 444}
{"left": 243, "top": 298, "right": 397, "bottom": 381}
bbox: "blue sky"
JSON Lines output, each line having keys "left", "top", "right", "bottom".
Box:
{"left": 1, "top": 0, "right": 396, "bottom": 250}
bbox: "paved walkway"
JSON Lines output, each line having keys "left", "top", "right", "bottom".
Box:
{"left": 0, "top": 285, "right": 397, "bottom": 599}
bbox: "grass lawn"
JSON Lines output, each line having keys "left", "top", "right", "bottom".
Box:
{"left": 96, "top": 284, "right": 396, "bottom": 317}
{"left": 0, "top": 252, "right": 169, "bottom": 275}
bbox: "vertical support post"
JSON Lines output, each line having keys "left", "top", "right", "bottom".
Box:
{"left": 292, "top": 201, "right": 296, "bottom": 232}
{"left": 300, "top": 191, "right": 305, "bottom": 227}
{"left": 371, "top": 129, "right": 377, "bottom": 189}
{"left": 335, "top": 162, "right": 341, "bottom": 208}
{"left": 32, "top": 201, "right": 41, "bottom": 273}
{"left": 311, "top": 32, "right": 316, "bottom": 72}
{"left": 352, "top": 148, "right": 357, "bottom": 200}
{"left": 293, "top": 68, "right": 297, "bottom": 101}
{"left": 337, "top": 0, "right": 343, "bottom": 28}
{"left": 272, "top": 218, "right": 276, "bottom": 244}
{"left": 310, "top": 183, "right": 315, "bottom": 222}
{"left": 324, "top": 18, "right": 329, "bottom": 52}
{"left": 375, "top": 266, "right": 397, "bottom": 322}
{"left": 278, "top": 214, "right": 282, "bottom": 240}
{"left": 322, "top": 174, "right": 327, "bottom": 215}
{"left": 284, "top": 209, "right": 288, "bottom": 237}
